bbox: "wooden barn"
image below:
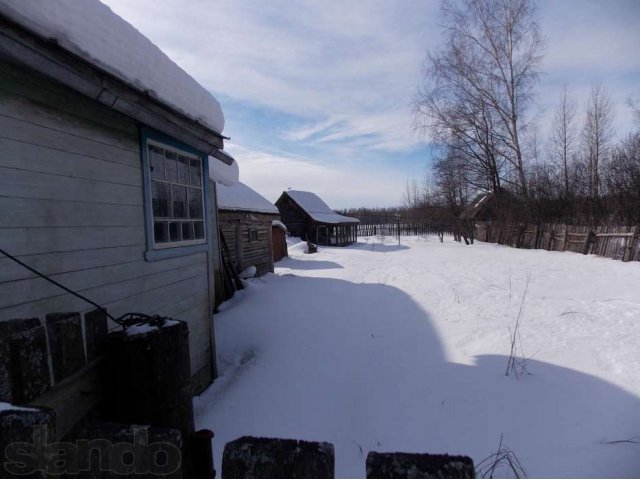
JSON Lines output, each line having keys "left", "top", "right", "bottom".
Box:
{"left": 276, "top": 190, "right": 359, "bottom": 246}
{"left": 0, "top": 0, "right": 229, "bottom": 409}
{"left": 212, "top": 177, "right": 280, "bottom": 288}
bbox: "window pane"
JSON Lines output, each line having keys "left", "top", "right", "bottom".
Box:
{"left": 169, "top": 222, "right": 181, "bottom": 242}
{"left": 152, "top": 181, "right": 170, "bottom": 218}
{"left": 178, "top": 156, "right": 190, "bottom": 184}
{"left": 154, "top": 221, "right": 168, "bottom": 243}
{"left": 150, "top": 146, "right": 165, "bottom": 180}
{"left": 165, "top": 151, "right": 178, "bottom": 182}
{"left": 194, "top": 222, "right": 205, "bottom": 239}
{"left": 182, "top": 222, "right": 194, "bottom": 240}
{"left": 172, "top": 185, "right": 187, "bottom": 218}
{"left": 188, "top": 188, "right": 203, "bottom": 219}
{"left": 189, "top": 159, "right": 202, "bottom": 186}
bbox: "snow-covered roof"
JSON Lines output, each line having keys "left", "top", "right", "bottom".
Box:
{"left": 209, "top": 151, "right": 239, "bottom": 186}
{"left": 272, "top": 220, "right": 288, "bottom": 232}
{"left": 285, "top": 190, "right": 359, "bottom": 224}
{"left": 217, "top": 182, "right": 279, "bottom": 215}
{"left": 0, "top": 0, "right": 225, "bottom": 134}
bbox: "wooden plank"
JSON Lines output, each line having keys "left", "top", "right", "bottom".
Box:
{"left": 0, "top": 60, "right": 138, "bottom": 136}
{"left": 0, "top": 196, "right": 143, "bottom": 228}
{"left": 623, "top": 226, "right": 638, "bottom": 262}
{"left": 0, "top": 225, "right": 145, "bottom": 256}
{"left": 0, "top": 166, "right": 142, "bottom": 205}
{"left": 0, "top": 252, "right": 206, "bottom": 309}
{"left": 0, "top": 245, "right": 146, "bottom": 283}
{"left": 27, "top": 358, "right": 104, "bottom": 440}
{"left": 0, "top": 114, "right": 140, "bottom": 167}
{"left": 595, "top": 232, "right": 635, "bottom": 237}
{"left": 0, "top": 136, "right": 141, "bottom": 186}
{"left": 0, "top": 261, "right": 207, "bottom": 320}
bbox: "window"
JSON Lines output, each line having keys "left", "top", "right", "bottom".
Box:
{"left": 148, "top": 142, "right": 206, "bottom": 248}
{"left": 141, "top": 129, "right": 210, "bottom": 261}
{"left": 248, "top": 229, "right": 258, "bottom": 242}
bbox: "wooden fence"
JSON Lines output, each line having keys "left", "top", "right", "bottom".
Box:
{"left": 474, "top": 222, "right": 640, "bottom": 262}
{"left": 357, "top": 223, "right": 454, "bottom": 237}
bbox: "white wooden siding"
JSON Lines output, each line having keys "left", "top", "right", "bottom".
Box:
{"left": 0, "top": 61, "right": 213, "bottom": 385}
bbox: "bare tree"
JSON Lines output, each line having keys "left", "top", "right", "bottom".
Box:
{"left": 401, "top": 179, "right": 421, "bottom": 209}
{"left": 605, "top": 132, "right": 640, "bottom": 223}
{"left": 582, "top": 82, "right": 614, "bottom": 198}
{"left": 433, "top": 148, "right": 473, "bottom": 213}
{"left": 628, "top": 96, "right": 640, "bottom": 127}
{"left": 549, "top": 86, "right": 578, "bottom": 198}
{"left": 415, "top": 0, "right": 544, "bottom": 200}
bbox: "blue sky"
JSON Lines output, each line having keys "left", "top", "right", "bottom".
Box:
{"left": 101, "top": 0, "right": 639, "bottom": 209}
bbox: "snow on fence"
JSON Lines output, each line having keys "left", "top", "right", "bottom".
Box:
{"left": 475, "top": 222, "right": 640, "bottom": 262}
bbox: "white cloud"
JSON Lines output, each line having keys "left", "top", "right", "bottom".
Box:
{"left": 224, "top": 143, "right": 409, "bottom": 209}
{"left": 100, "top": 0, "right": 438, "bottom": 152}
{"left": 100, "top": 0, "right": 640, "bottom": 205}
{"left": 540, "top": 0, "right": 640, "bottom": 72}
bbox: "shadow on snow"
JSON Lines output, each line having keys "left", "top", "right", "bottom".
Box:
{"left": 276, "top": 257, "right": 344, "bottom": 270}
{"left": 198, "top": 275, "right": 640, "bottom": 479}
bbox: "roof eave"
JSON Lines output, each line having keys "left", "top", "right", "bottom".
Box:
{"left": 0, "top": 15, "right": 224, "bottom": 152}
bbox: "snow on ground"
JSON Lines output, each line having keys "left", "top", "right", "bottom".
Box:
{"left": 194, "top": 235, "right": 640, "bottom": 478}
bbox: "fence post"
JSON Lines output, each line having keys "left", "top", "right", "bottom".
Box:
{"left": 582, "top": 229, "right": 596, "bottom": 255}
{"left": 623, "top": 225, "right": 638, "bottom": 262}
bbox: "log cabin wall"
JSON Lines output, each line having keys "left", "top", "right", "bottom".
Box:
{"left": 218, "top": 211, "right": 278, "bottom": 276}
{"left": 275, "top": 195, "right": 309, "bottom": 238}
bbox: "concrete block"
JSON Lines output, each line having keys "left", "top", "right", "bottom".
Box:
{"left": 84, "top": 309, "right": 108, "bottom": 363}
{"left": 0, "top": 404, "right": 56, "bottom": 477}
{"left": 73, "top": 421, "right": 183, "bottom": 478}
{"left": 46, "top": 313, "right": 86, "bottom": 383}
{"left": 105, "top": 321, "right": 194, "bottom": 437}
{"left": 366, "top": 451, "right": 475, "bottom": 479}
{"left": 0, "top": 339, "right": 12, "bottom": 402}
{"left": 0, "top": 318, "right": 50, "bottom": 403}
{"left": 222, "top": 436, "right": 334, "bottom": 478}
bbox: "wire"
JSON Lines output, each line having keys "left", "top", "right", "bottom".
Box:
{"left": 1, "top": 247, "right": 176, "bottom": 329}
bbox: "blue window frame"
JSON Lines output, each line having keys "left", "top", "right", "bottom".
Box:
{"left": 140, "top": 127, "right": 211, "bottom": 261}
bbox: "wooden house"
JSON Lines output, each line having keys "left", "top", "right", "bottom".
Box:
{"left": 275, "top": 190, "right": 359, "bottom": 246}
{"left": 0, "top": 0, "right": 229, "bottom": 399}
{"left": 460, "top": 192, "right": 496, "bottom": 221}
{"left": 213, "top": 178, "right": 280, "bottom": 281}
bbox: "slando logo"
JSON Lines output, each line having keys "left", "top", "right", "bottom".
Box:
{"left": 3, "top": 425, "right": 182, "bottom": 476}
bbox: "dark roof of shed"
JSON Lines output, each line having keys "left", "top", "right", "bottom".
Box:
{"left": 281, "top": 190, "right": 359, "bottom": 224}
{"left": 460, "top": 192, "right": 495, "bottom": 219}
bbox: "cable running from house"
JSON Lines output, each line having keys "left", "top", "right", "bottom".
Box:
{"left": 0, "top": 247, "right": 174, "bottom": 329}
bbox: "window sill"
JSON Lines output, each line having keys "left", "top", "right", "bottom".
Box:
{"left": 144, "top": 243, "right": 208, "bottom": 262}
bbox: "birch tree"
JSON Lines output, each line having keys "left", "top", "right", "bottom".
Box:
{"left": 549, "top": 86, "right": 578, "bottom": 198}
{"left": 582, "top": 82, "right": 614, "bottom": 198}
{"left": 414, "top": 0, "right": 543, "bottom": 199}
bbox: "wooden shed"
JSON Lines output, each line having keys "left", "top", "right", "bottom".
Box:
{"left": 275, "top": 190, "right": 359, "bottom": 246}
{"left": 460, "top": 192, "right": 496, "bottom": 221}
{"left": 0, "top": 0, "right": 228, "bottom": 406}
{"left": 272, "top": 220, "right": 289, "bottom": 262}
{"left": 213, "top": 179, "right": 280, "bottom": 282}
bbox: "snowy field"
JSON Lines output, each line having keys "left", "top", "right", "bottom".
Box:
{"left": 194, "top": 235, "right": 640, "bottom": 478}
